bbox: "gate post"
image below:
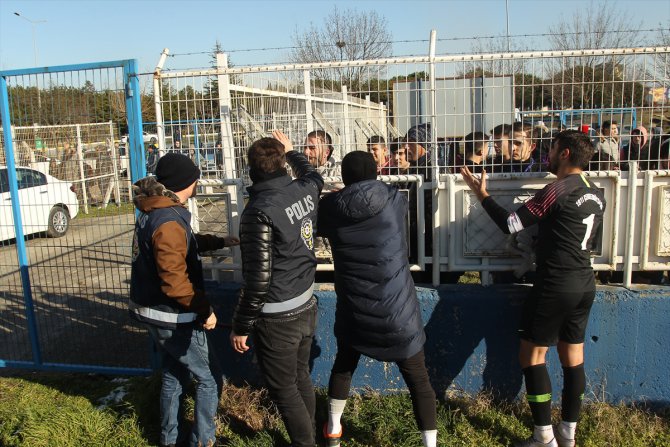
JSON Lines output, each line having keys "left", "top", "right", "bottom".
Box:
{"left": 216, "top": 52, "right": 237, "bottom": 179}
{"left": 124, "top": 59, "right": 146, "bottom": 183}
{"left": 428, "top": 30, "right": 440, "bottom": 287}
{"left": 0, "top": 73, "right": 42, "bottom": 365}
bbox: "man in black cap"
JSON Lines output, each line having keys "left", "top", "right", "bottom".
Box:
{"left": 405, "top": 123, "right": 434, "bottom": 265}
{"left": 318, "top": 151, "right": 438, "bottom": 447}
{"left": 405, "top": 123, "right": 433, "bottom": 181}
{"left": 129, "top": 153, "right": 239, "bottom": 447}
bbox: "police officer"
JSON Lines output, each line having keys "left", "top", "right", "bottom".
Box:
{"left": 230, "top": 130, "right": 324, "bottom": 447}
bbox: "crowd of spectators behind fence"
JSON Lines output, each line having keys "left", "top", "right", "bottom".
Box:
{"left": 359, "top": 121, "right": 670, "bottom": 177}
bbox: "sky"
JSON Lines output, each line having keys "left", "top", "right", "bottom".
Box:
{"left": 0, "top": 0, "right": 668, "bottom": 73}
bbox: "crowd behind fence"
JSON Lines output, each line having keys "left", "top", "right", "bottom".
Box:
{"left": 153, "top": 47, "right": 669, "bottom": 182}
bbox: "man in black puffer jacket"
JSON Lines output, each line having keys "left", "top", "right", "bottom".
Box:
{"left": 317, "top": 151, "right": 438, "bottom": 447}
{"left": 230, "top": 131, "right": 324, "bottom": 447}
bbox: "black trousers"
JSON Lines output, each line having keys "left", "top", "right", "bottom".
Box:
{"left": 254, "top": 299, "right": 317, "bottom": 447}
{"left": 328, "top": 344, "right": 437, "bottom": 431}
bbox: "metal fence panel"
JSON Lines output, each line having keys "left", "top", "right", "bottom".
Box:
{"left": 153, "top": 46, "right": 669, "bottom": 286}
{"left": 0, "top": 61, "right": 149, "bottom": 373}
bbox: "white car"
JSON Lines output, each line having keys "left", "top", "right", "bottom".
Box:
{"left": 0, "top": 166, "right": 79, "bottom": 242}
{"left": 120, "top": 131, "right": 158, "bottom": 145}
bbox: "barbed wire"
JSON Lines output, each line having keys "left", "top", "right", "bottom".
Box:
{"left": 166, "top": 28, "right": 668, "bottom": 57}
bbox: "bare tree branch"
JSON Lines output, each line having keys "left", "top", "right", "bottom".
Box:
{"left": 289, "top": 6, "right": 392, "bottom": 84}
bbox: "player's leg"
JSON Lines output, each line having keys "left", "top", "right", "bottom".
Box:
{"left": 516, "top": 288, "right": 567, "bottom": 447}
{"left": 555, "top": 290, "right": 595, "bottom": 447}
{"left": 519, "top": 340, "right": 555, "bottom": 445}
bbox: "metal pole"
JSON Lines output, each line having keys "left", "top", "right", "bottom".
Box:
{"left": 624, "top": 164, "right": 638, "bottom": 288}
{"left": 153, "top": 48, "right": 169, "bottom": 156}
{"left": 0, "top": 73, "right": 43, "bottom": 366}
{"left": 124, "top": 60, "right": 146, "bottom": 184}
{"left": 304, "top": 70, "right": 314, "bottom": 134}
{"left": 216, "top": 52, "right": 236, "bottom": 179}
{"left": 14, "top": 12, "right": 46, "bottom": 111}
{"left": 429, "top": 29, "right": 440, "bottom": 287}
{"left": 505, "top": 0, "right": 511, "bottom": 52}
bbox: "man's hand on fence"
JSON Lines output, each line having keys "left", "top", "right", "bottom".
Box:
{"left": 460, "top": 166, "right": 490, "bottom": 202}
{"left": 203, "top": 312, "right": 217, "bottom": 330}
{"left": 224, "top": 235, "right": 240, "bottom": 246}
{"left": 230, "top": 332, "right": 250, "bottom": 353}
{"left": 272, "top": 130, "right": 294, "bottom": 153}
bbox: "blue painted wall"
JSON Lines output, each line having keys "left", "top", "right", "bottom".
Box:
{"left": 208, "top": 283, "right": 670, "bottom": 404}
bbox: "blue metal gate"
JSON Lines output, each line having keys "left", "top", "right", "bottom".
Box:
{"left": 0, "top": 60, "right": 150, "bottom": 374}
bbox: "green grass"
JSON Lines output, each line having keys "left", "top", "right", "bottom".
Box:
{"left": 0, "top": 375, "right": 148, "bottom": 447}
{"left": 0, "top": 373, "right": 668, "bottom": 446}
{"left": 76, "top": 202, "right": 135, "bottom": 219}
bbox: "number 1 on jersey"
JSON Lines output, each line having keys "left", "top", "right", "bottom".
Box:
{"left": 581, "top": 214, "right": 595, "bottom": 250}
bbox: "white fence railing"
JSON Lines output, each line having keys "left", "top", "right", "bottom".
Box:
{"left": 0, "top": 121, "right": 124, "bottom": 213}
{"left": 147, "top": 43, "right": 670, "bottom": 287}
{"left": 441, "top": 165, "right": 670, "bottom": 286}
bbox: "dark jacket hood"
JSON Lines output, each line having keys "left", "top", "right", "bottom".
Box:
{"left": 333, "top": 180, "right": 391, "bottom": 223}
{"left": 132, "top": 176, "right": 184, "bottom": 212}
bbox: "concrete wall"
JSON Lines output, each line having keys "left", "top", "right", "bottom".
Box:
{"left": 208, "top": 283, "right": 670, "bottom": 405}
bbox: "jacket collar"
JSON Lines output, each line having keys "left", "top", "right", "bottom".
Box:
{"left": 247, "top": 174, "right": 293, "bottom": 197}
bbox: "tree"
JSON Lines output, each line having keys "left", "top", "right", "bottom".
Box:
{"left": 548, "top": 0, "right": 643, "bottom": 68}
{"left": 660, "top": 27, "right": 670, "bottom": 46}
{"left": 289, "top": 6, "right": 392, "bottom": 85}
{"left": 469, "top": 35, "right": 530, "bottom": 76}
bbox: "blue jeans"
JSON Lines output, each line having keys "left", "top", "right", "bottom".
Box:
{"left": 147, "top": 324, "right": 221, "bottom": 447}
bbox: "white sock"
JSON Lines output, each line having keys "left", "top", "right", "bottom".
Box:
{"left": 533, "top": 425, "right": 555, "bottom": 443}
{"left": 421, "top": 429, "right": 437, "bottom": 447}
{"left": 557, "top": 421, "right": 577, "bottom": 440}
{"left": 327, "top": 398, "right": 347, "bottom": 434}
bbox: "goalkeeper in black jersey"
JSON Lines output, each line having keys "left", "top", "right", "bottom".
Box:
{"left": 461, "top": 130, "right": 605, "bottom": 447}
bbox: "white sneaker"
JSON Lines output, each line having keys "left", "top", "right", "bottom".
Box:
{"left": 515, "top": 437, "right": 559, "bottom": 447}
{"left": 555, "top": 429, "right": 576, "bottom": 447}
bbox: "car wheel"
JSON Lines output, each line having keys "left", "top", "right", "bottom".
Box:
{"left": 47, "top": 206, "right": 70, "bottom": 238}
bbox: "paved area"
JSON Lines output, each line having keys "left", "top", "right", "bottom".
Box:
{"left": 0, "top": 212, "right": 149, "bottom": 369}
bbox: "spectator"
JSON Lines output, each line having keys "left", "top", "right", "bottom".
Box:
{"left": 389, "top": 137, "right": 410, "bottom": 174}
{"left": 621, "top": 126, "right": 649, "bottom": 170}
{"left": 462, "top": 131, "right": 488, "bottom": 173}
{"left": 304, "top": 130, "right": 341, "bottom": 177}
{"left": 129, "top": 153, "right": 239, "bottom": 447}
{"left": 650, "top": 135, "right": 670, "bottom": 170}
{"left": 532, "top": 128, "right": 554, "bottom": 172}
{"left": 318, "top": 151, "right": 438, "bottom": 447}
{"left": 508, "top": 122, "right": 542, "bottom": 173}
{"left": 172, "top": 140, "right": 183, "bottom": 153}
{"left": 405, "top": 123, "right": 434, "bottom": 264}
{"left": 214, "top": 140, "right": 224, "bottom": 171}
{"left": 146, "top": 144, "right": 159, "bottom": 175}
{"left": 230, "top": 131, "right": 324, "bottom": 447}
{"left": 594, "top": 120, "right": 620, "bottom": 168}
{"left": 405, "top": 123, "right": 433, "bottom": 181}
{"left": 367, "top": 135, "right": 391, "bottom": 175}
{"left": 490, "top": 124, "right": 512, "bottom": 173}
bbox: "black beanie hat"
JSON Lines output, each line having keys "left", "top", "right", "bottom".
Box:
{"left": 156, "top": 153, "right": 200, "bottom": 192}
{"left": 342, "top": 151, "right": 377, "bottom": 186}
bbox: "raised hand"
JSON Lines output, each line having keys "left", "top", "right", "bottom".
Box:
{"left": 460, "top": 166, "right": 489, "bottom": 201}
{"left": 272, "top": 130, "right": 294, "bottom": 153}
